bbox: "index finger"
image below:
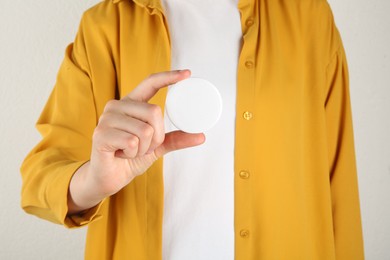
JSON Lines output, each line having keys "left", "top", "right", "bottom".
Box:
{"left": 125, "top": 70, "right": 191, "bottom": 102}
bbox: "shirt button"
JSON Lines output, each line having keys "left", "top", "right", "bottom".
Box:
{"left": 245, "top": 18, "right": 254, "bottom": 27}
{"left": 243, "top": 111, "right": 253, "bottom": 120}
{"left": 245, "top": 60, "right": 254, "bottom": 69}
{"left": 240, "top": 229, "right": 250, "bottom": 238}
{"left": 239, "top": 171, "right": 250, "bottom": 179}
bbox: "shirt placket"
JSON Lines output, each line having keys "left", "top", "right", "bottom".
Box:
{"left": 235, "top": 1, "right": 259, "bottom": 259}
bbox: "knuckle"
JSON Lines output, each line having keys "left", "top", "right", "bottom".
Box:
{"left": 127, "top": 136, "right": 139, "bottom": 149}
{"left": 140, "top": 124, "right": 154, "bottom": 139}
{"left": 92, "top": 126, "right": 105, "bottom": 141}
{"left": 154, "top": 133, "right": 165, "bottom": 145}
{"left": 97, "top": 113, "right": 108, "bottom": 125}
{"left": 147, "top": 73, "right": 157, "bottom": 80}
{"left": 104, "top": 99, "right": 119, "bottom": 112}
{"left": 148, "top": 104, "right": 162, "bottom": 119}
{"left": 141, "top": 74, "right": 155, "bottom": 85}
{"left": 97, "top": 112, "right": 116, "bottom": 128}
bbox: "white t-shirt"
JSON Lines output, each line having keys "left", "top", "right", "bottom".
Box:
{"left": 162, "top": 0, "right": 242, "bottom": 259}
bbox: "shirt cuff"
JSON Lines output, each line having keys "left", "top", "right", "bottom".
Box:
{"left": 44, "top": 160, "right": 105, "bottom": 228}
{"left": 64, "top": 199, "right": 105, "bottom": 228}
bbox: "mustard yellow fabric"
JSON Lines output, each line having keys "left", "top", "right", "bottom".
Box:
{"left": 21, "top": 0, "right": 364, "bottom": 259}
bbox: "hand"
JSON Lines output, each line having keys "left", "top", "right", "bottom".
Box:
{"left": 68, "top": 70, "right": 205, "bottom": 214}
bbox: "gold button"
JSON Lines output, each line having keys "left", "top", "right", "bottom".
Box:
{"left": 245, "top": 18, "right": 254, "bottom": 27}
{"left": 239, "top": 171, "right": 250, "bottom": 179}
{"left": 243, "top": 111, "right": 253, "bottom": 120}
{"left": 245, "top": 61, "right": 254, "bottom": 69}
{"left": 240, "top": 229, "right": 250, "bottom": 238}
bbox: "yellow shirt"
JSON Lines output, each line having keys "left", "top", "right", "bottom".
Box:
{"left": 21, "top": 0, "right": 364, "bottom": 259}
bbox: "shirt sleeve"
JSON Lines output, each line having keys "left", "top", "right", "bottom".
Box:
{"left": 325, "top": 43, "right": 365, "bottom": 259}
{"left": 20, "top": 14, "right": 104, "bottom": 228}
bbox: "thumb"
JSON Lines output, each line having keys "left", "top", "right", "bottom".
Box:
{"left": 154, "top": 131, "right": 205, "bottom": 157}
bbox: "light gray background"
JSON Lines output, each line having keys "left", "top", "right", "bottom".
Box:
{"left": 1, "top": 0, "right": 389, "bottom": 259}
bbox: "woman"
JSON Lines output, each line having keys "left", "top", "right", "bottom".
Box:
{"left": 21, "top": 0, "right": 364, "bottom": 259}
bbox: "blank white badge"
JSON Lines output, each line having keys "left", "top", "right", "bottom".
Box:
{"left": 165, "top": 78, "right": 223, "bottom": 133}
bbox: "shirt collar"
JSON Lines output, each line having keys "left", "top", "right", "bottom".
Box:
{"left": 112, "top": 0, "right": 160, "bottom": 8}
{"left": 113, "top": 0, "right": 252, "bottom": 15}
{"left": 113, "top": 0, "right": 163, "bottom": 14}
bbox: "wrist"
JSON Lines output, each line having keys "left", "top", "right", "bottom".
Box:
{"left": 67, "top": 161, "right": 104, "bottom": 215}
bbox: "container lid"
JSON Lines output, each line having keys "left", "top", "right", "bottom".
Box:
{"left": 165, "top": 78, "right": 223, "bottom": 133}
